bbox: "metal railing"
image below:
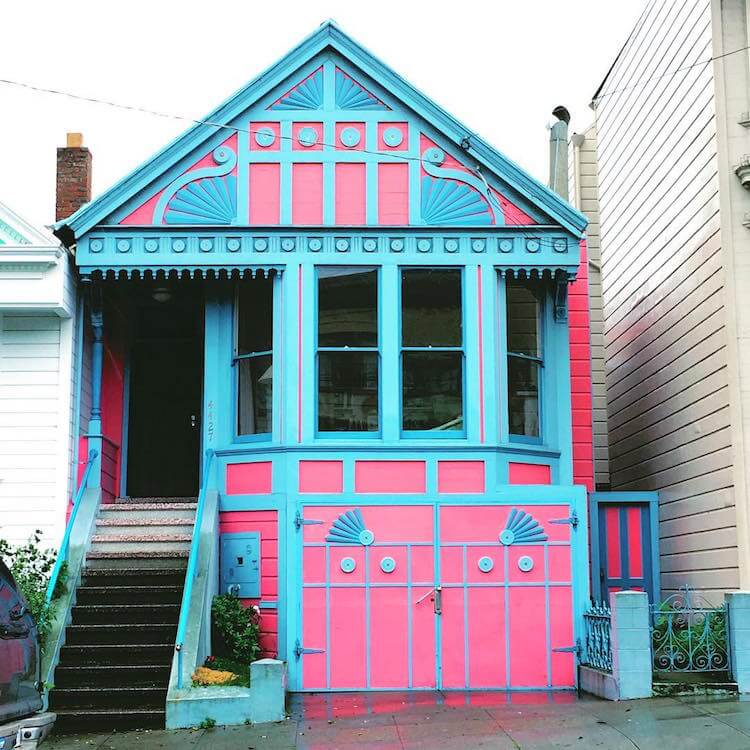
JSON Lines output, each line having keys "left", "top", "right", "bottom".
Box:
{"left": 175, "top": 448, "right": 215, "bottom": 688}
{"left": 651, "top": 586, "right": 729, "bottom": 673}
{"left": 581, "top": 600, "right": 613, "bottom": 672}
{"left": 45, "top": 449, "right": 99, "bottom": 605}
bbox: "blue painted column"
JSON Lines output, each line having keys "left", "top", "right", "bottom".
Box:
{"left": 87, "top": 302, "right": 104, "bottom": 489}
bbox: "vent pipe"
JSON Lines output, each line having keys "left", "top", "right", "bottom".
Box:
{"left": 548, "top": 106, "right": 570, "bottom": 200}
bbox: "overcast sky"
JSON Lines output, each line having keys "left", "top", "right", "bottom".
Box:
{"left": 0, "top": 0, "right": 644, "bottom": 227}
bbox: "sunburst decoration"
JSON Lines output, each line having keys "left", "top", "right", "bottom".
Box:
{"left": 270, "top": 68, "right": 324, "bottom": 110}
{"left": 164, "top": 175, "right": 237, "bottom": 225}
{"left": 325, "top": 508, "right": 375, "bottom": 546}
{"left": 499, "top": 509, "right": 548, "bottom": 545}
{"left": 420, "top": 176, "right": 493, "bottom": 225}
{"left": 335, "top": 69, "right": 387, "bottom": 110}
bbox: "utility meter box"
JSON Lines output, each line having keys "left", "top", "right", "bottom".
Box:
{"left": 220, "top": 532, "right": 261, "bottom": 598}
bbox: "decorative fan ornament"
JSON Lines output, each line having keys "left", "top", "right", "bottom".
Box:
{"left": 325, "top": 508, "right": 375, "bottom": 546}
{"left": 335, "top": 69, "right": 386, "bottom": 110}
{"left": 270, "top": 68, "right": 324, "bottom": 110}
{"left": 499, "top": 509, "right": 548, "bottom": 545}
{"left": 165, "top": 175, "right": 237, "bottom": 224}
{"left": 420, "top": 176, "right": 493, "bottom": 225}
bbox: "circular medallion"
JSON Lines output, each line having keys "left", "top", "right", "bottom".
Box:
{"left": 281, "top": 238, "right": 295, "bottom": 252}
{"left": 363, "top": 238, "right": 377, "bottom": 252}
{"left": 199, "top": 239, "right": 213, "bottom": 252}
{"left": 499, "top": 529, "right": 515, "bottom": 546}
{"left": 390, "top": 238, "right": 404, "bottom": 252}
{"left": 554, "top": 239, "right": 567, "bottom": 253}
{"left": 172, "top": 239, "right": 186, "bottom": 253}
{"left": 518, "top": 555, "right": 534, "bottom": 573}
{"left": 308, "top": 238, "right": 322, "bottom": 252}
{"left": 90, "top": 239, "right": 103, "bottom": 253}
{"left": 499, "top": 239, "right": 513, "bottom": 253}
{"left": 335, "top": 238, "right": 350, "bottom": 252}
{"left": 358, "top": 529, "right": 375, "bottom": 546}
{"left": 472, "top": 239, "right": 485, "bottom": 253}
{"left": 417, "top": 239, "right": 431, "bottom": 253}
{"left": 145, "top": 239, "right": 159, "bottom": 253}
{"left": 444, "top": 239, "right": 459, "bottom": 253}
{"left": 380, "top": 556, "right": 396, "bottom": 573}
{"left": 116, "top": 239, "right": 131, "bottom": 253}
{"left": 255, "top": 127, "right": 276, "bottom": 148}
{"left": 227, "top": 238, "right": 241, "bottom": 252}
{"left": 340, "top": 557, "right": 356, "bottom": 574}
{"left": 298, "top": 126, "right": 319, "bottom": 148}
{"left": 478, "top": 556, "right": 494, "bottom": 573}
{"left": 424, "top": 147, "right": 445, "bottom": 165}
{"left": 340, "top": 127, "right": 361, "bottom": 148}
{"left": 526, "top": 239, "right": 540, "bottom": 253}
{"left": 383, "top": 127, "right": 404, "bottom": 148}
{"left": 254, "top": 239, "right": 268, "bottom": 252}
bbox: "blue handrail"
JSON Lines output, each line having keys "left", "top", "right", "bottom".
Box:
{"left": 175, "top": 448, "right": 215, "bottom": 688}
{"left": 45, "top": 449, "right": 99, "bottom": 605}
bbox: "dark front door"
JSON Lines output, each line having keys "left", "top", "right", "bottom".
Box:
{"left": 126, "top": 294, "right": 203, "bottom": 498}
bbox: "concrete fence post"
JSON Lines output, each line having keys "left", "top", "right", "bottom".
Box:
{"left": 726, "top": 592, "right": 750, "bottom": 693}
{"left": 610, "top": 590, "right": 652, "bottom": 699}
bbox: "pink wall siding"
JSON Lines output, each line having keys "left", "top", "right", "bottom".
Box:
{"left": 249, "top": 164, "right": 280, "bottom": 224}
{"left": 226, "top": 462, "right": 273, "bottom": 495}
{"left": 569, "top": 240, "right": 594, "bottom": 490}
{"left": 299, "top": 460, "right": 343, "bottom": 493}
{"left": 354, "top": 461, "right": 426, "bottom": 493}
{"left": 292, "top": 163, "right": 323, "bottom": 224}
{"left": 377, "top": 164, "right": 409, "bottom": 224}
{"left": 437, "top": 461, "right": 485, "bottom": 493}
{"left": 508, "top": 463, "right": 552, "bottom": 485}
{"left": 335, "top": 163, "right": 366, "bottom": 224}
{"left": 219, "top": 510, "right": 278, "bottom": 658}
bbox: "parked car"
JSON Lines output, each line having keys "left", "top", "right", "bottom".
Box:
{"left": 0, "top": 560, "right": 43, "bottom": 749}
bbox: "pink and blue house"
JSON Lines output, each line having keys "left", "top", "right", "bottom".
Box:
{"left": 46, "top": 22, "right": 656, "bottom": 713}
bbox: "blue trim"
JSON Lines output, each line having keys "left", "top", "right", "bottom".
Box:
{"left": 119, "top": 354, "right": 131, "bottom": 498}
{"left": 71, "top": 294, "right": 85, "bottom": 493}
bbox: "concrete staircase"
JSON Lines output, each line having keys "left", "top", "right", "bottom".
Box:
{"left": 50, "top": 498, "right": 197, "bottom": 732}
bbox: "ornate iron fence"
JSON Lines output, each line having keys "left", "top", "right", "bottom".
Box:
{"left": 651, "top": 586, "right": 729, "bottom": 673}
{"left": 581, "top": 601, "right": 612, "bottom": 672}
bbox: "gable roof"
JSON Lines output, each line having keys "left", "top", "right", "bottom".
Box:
{"left": 58, "top": 21, "right": 586, "bottom": 239}
{"left": 0, "top": 200, "right": 57, "bottom": 247}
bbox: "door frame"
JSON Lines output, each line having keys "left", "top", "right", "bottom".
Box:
{"left": 589, "top": 491, "right": 660, "bottom": 603}
{"left": 291, "top": 488, "right": 589, "bottom": 692}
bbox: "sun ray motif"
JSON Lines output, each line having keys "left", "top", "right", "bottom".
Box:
{"left": 325, "top": 508, "right": 375, "bottom": 546}
{"left": 335, "top": 69, "right": 387, "bottom": 110}
{"left": 270, "top": 68, "right": 324, "bottom": 110}
{"left": 164, "top": 175, "right": 237, "bottom": 224}
{"left": 420, "top": 176, "right": 493, "bottom": 225}
{"left": 499, "top": 508, "right": 548, "bottom": 545}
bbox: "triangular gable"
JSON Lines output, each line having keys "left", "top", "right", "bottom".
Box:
{"left": 0, "top": 201, "right": 56, "bottom": 246}
{"left": 60, "top": 21, "right": 586, "bottom": 238}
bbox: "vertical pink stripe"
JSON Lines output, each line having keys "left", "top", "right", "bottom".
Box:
{"left": 292, "top": 163, "right": 323, "bottom": 224}
{"left": 606, "top": 507, "right": 621, "bottom": 578}
{"left": 477, "top": 266, "right": 485, "bottom": 443}
{"left": 249, "top": 164, "right": 280, "bottom": 224}
{"left": 628, "top": 507, "right": 643, "bottom": 579}
{"left": 335, "top": 163, "right": 366, "bottom": 224}
{"left": 297, "top": 265, "right": 302, "bottom": 443}
{"left": 377, "top": 163, "right": 409, "bottom": 224}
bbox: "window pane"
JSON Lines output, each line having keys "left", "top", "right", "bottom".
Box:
{"left": 402, "top": 269, "right": 462, "bottom": 347}
{"left": 318, "top": 267, "right": 378, "bottom": 347}
{"left": 402, "top": 351, "right": 463, "bottom": 431}
{"left": 318, "top": 351, "right": 379, "bottom": 431}
{"left": 506, "top": 281, "right": 541, "bottom": 357}
{"left": 237, "top": 277, "right": 273, "bottom": 355}
{"left": 238, "top": 355, "right": 273, "bottom": 435}
{"left": 508, "top": 356, "right": 540, "bottom": 437}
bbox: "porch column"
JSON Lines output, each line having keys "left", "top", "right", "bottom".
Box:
{"left": 86, "top": 289, "right": 103, "bottom": 489}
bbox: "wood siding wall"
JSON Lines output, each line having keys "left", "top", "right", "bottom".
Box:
{"left": 594, "top": 0, "right": 737, "bottom": 598}
{"left": 570, "top": 124, "right": 609, "bottom": 489}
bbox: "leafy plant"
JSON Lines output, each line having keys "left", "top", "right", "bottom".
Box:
{"left": 197, "top": 717, "right": 216, "bottom": 730}
{"left": 0, "top": 530, "right": 67, "bottom": 650}
{"left": 211, "top": 594, "right": 261, "bottom": 664}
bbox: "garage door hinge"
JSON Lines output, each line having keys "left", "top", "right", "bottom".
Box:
{"left": 552, "top": 639, "right": 582, "bottom": 658}
{"left": 294, "top": 510, "right": 324, "bottom": 531}
{"left": 294, "top": 638, "right": 325, "bottom": 660}
{"left": 550, "top": 510, "right": 578, "bottom": 529}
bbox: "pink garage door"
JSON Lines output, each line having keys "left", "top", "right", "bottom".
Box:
{"left": 300, "top": 504, "right": 575, "bottom": 690}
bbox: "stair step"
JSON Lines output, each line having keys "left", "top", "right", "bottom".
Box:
{"left": 86, "top": 551, "right": 189, "bottom": 569}
{"left": 94, "top": 522, "right": 194, "bottom": 538}
{"left": 75, "top": 585, "right": 183, "bottom": 605}
{"left": 72, "top": 603, "right": 180, "bottom": 626}
{"left": 65, "top": 623, "right": 177, "bottom": 645}
{"left": 100, "top": 503, "right": 197, "bottom": 516}
{"left": 81, "top": 567, "right": 186, "bottom": 587}
{"left": 116, "top": 496, "right": 197, "bottom": 504}
{"left": 55, "top": 664, "right": 172, "bottom": 689}
{"left": 59, "top": 643, "right": 174, "bottom": 666}
{"left": 89, "top": 535, "right": 192, "bottom": 554}
{"left": 52, "top": 708, "right": 165, "bottom": 733}
{"left": 49, "top": 686, "right": 166, "bottom": 710}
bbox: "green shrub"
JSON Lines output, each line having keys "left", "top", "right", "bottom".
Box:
{"left": 0, "top": 530, "right": 67, "bottom": 651}
{"left": 211, "top": 594, "right": 261, "bottom": 664}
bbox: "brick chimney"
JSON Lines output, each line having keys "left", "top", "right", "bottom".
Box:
{"left": 56, "top": 132, "right": 92, "bottom": 221}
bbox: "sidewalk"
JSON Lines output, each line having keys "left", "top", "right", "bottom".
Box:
{"left": 45, "top": 690, "right": 750, "bottom": 749}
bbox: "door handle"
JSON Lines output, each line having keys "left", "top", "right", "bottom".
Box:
{"left": 190, "top": 415, "right": 197, "bottom": 428}
{"left": 415, "top": 585, "right": 442, "bottom": 615}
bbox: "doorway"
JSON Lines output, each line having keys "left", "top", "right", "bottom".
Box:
{"left": 125, "top": 284, "right": 204, "bottom": 498}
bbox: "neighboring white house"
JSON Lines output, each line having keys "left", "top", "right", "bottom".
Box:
{"left": 0, "top": 201, "right": 77, "bottom": 547}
